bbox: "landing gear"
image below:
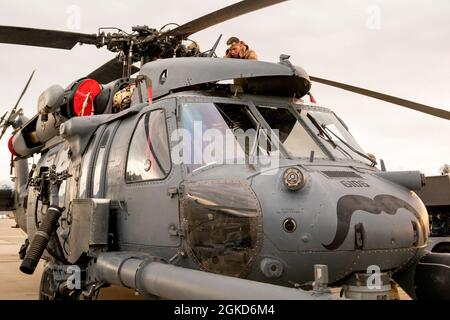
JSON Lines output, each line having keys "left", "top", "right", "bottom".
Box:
{"left": 38, "top": 265, "right": 82, "bottom": 300}
{"left": 415, "top": 252, "right": 450, "bottom": 300}
{"left": 342, "top": 272, "right": 400, "bottom": 300}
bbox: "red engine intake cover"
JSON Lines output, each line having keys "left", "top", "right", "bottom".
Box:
{"left": 8, "top": 135, "right": 16, "bottom": 156}
{"left": 72, "top": 79, "right": 102, "bottom": 117}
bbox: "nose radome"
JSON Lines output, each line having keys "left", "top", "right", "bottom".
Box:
{"left": 250, "top": 166, "right": 429, "bottom": 253}
{"left": 248, "top": 165, "right": 429, "bottom": 284}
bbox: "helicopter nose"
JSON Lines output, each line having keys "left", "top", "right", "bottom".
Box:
{"left": 250, "top": 165, "right": 429, "bottom": 253}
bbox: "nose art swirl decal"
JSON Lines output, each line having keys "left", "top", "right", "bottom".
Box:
{"left": 323, "top": 194, "right": 427, "bottom": 250}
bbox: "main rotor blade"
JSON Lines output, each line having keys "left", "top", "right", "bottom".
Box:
{"left": 0, "top": 126, "right": 8, "bottom": 141}
{"left": 310, "top": 76, "right": 450, "bottom": 120}
{"left": 0, "top": 26, "right": 97, "bottom": 50}
{"left": 0, "top": 108, "right": 21, "bottom": 141}
{"left": 159, "top": 0, "right": 288, "bottom": 39}
{"left": 0, "top": 112, "right": 8, "bottom": 126}
{"left": 87, "top": 58, "right": 140, "bottom": 84}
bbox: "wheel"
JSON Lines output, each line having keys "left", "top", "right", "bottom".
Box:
{"left": 38, "top": 265, "right": 82, "bottom": 300}
{"left": 432, "top": 242, "right": 450, "bottom": 253}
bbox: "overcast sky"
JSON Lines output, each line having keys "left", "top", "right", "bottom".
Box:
{"left": 0, "top": 0, "right": 449, "bottom": 183}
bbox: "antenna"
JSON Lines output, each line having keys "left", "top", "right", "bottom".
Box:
{"left": 206, "top": 34, "right": 223, "bottom": 58}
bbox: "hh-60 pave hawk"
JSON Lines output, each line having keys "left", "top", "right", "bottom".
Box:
{"left": 0, "top": 0, "right": 449, "bottom": 300}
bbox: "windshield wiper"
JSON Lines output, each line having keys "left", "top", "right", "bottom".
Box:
{"left": 307, "top": 113, "right": 364, "bottom": 161}
{"left": 307, "top": 113, "right": 337, "bottom": 149}
{"left": 322, "top": 124, "right": 377, "bottom": 166}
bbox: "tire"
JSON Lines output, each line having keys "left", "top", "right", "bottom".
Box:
{"left": 432, "top": 242, "right": 450, "bottom": 253}
{"left": 38, "top": 265, "right": 82, "bottom": 300}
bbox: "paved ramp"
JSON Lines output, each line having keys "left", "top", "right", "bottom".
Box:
{"left": 0, "top": 217, "right": 140, "bottom": 300}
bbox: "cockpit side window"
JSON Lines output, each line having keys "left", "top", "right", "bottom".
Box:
{"left": 126, "top": 109, "right": 171, "bottom": 182}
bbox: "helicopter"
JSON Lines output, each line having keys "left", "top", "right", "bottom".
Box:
{"left": 0, "top": 0, "right": 449, "bottom": 300}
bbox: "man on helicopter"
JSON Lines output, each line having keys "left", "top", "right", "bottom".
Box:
{"left": 224, "top": 36, "right": 258, "bottom": 60}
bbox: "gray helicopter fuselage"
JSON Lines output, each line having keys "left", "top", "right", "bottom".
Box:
{"left": 23, "top": 89, "right": 429, "bottom": 287}
{"left": 1, "top": 0, "right": 447, "bottom": 299}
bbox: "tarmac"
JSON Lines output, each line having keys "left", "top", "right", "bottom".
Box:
{"left": 0, "top": 215, "right": 140, "bottom": 300}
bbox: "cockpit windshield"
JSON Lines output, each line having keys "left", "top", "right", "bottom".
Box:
{"left": 181, "top": 102, "right": 279, "bottom": 173}
{"left": 256, "top": 106, "right": 327, "bottom": 159}
{"left": 179, "top": 100, "right": 371, "bottom": 172}
{"left": 296, "top": 106, "right": 373, "bottom": 165}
